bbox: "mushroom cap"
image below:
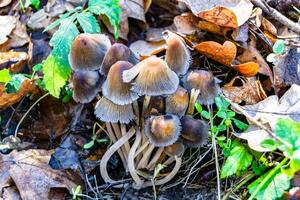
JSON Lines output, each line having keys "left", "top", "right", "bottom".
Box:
{"left": 102, "top": 61, "right": 139, "bottom": 105}
{"left": 122, "top": 56, "right": 179, "bottom": 96}
{"left": 180, "top": 115, "right": 209, "bottom": 148}
{"left": 71, "top": 70, "right": 103, "bottom": 103}
{"left": 163, "top": 31, "right": 191, "bottom": 76}
{"left": 166, "top": 86, "right": 189, "bottom": 117}
{"left": 100, "top": 43, "right": 139, "bottom": 76}
{"left": 69, "top": 33, "right": 111, "bottom": 71}
{"left": 94, "top": 96, "right": 135, "bottom": 124}
{"left": 145, "top": 115, "right": 181, "bottom": 147}
{"left": 164, "top": 140, "right": 185, "bottom": 157}
{"left": 183, "top": 70, "right": 221, "bottom": 105}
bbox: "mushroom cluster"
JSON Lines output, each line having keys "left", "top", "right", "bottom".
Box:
{"left": 69, "top": 31, "right": 221, "bottom": 189}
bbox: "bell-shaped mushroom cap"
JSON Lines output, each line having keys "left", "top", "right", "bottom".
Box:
{"left": 145, "top": 115, "right": 181, "bottom": 147}
{"left": 71, "top": 70, "right": 103, "bottom": 103}
{"left": 122, "top": 56, "right": 179, "bottom": 96}
{"left": 166, "top": 86, "right": 189, "bottom": 117}
{"left": 164, "top": 140, "right": 185, "bottom": 157}
{"left": 69, "top": 33, "right": 111, "bottom": 71}
{"left": 163, "top": 31, "right": 191, "bottom": 76}
{"left": 180, "top": 115, "right": 209, "bottom": 148}
{"left": 100, "top": 43, "right": 139, "bottom": 76}
{"left": 183, "top": 70, "right": 221, "bottom": 105}
{"left": 102, "top": 61, "right": 139, "bottom": 105}
{"left": 94, "top": 96, "right": 135, "bottom": 124}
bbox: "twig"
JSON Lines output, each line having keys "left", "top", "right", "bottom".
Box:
{"left": 250, "top": 0, "right": 300, "bottom": 34}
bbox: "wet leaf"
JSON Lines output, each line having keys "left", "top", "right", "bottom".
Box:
{"left": 232, "top": 62, "right": 259, "bottom": 77}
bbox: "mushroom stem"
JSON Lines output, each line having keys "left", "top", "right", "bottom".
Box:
{"left": 105, "top": 122, "right": 127, "bottom": 169}
{"left": 100, "top": 127, "right": 135, "bottom": 186}
{"left": 121, "top": 123, "right": 131, "bottom": 158}
{"left": 111, "top": 123, "right": 128, "bottom": 162}
{"left": 128, "top": 128, "right": 144, "bottom": 189}
{"left": 146, "top": 147, "right": 165, "bottom": 170}
{"left": 187, "top": 88, "right": 200, "bottom": 115}
{"left": 142, "top": 95, "right": 151, "bottom": 115}
{"left": 142, "top": 156, "right": 182, "bottom": 188}
{"left": 163, "top": 156, "right": 175, "bottom": 166}
{"left": 134, "top": 140, "right": 149, "bottom": 157}
{"left": 133, "top": 101, "right": 140, "bottom": 125}
{"left": 137, "top": 144, "right": 155, "bottom": 169}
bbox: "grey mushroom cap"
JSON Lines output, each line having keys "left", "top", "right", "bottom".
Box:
{"left": 94, "top": 96, "right": 135, "bottom": 124}
{"left": 165, "top": 86, "right": 189, "bottom": 117}
{"left": 122, "top": 56, "right": 179, "bottom": 96}
{"left": 164, "top": 140, "right": 186, "bottom": 157}
{"left": 180, "top": 115, "right": 209, "bottom": 148}
{"left": 72, "top": 70, "right": 103, "bottom": 103}
{"left": 145, "top": 115, "right": 181, "bottom": 147}
{"left": 69, "top": 33, "right": 111, "bottom": 71}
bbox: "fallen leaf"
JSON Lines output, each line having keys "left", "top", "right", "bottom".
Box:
{"left": 231, "top": 22, "right": 249, "bottom": 43}
{"left": 0, "top": 15, "right": 17, "bottom": 45}
{"left": 7, "top": 20, "right": 30, "bottom": 48}
{"left": 0, "top": 79, "right": 37, "bottom": 110}
{"left": 198, "top": 20, "right": 231, "bottom": 36}
{"left": 120, "top": 0, "right": 146, "bottom": 22}
{"left": 0, "top": 0, "right": 11, "bottom": 7}
{"left": 0, "top": 51, "right": 28, "bottom": 73}
{"left": 28, "top": 39, "right": 52, "bottom": 67}
{"left": 174, "top": 13, "right": 199, "bottom": 35}
{"left": 261, "top": 17, "right": 277, "bottom": 36}
{"left": 27, "top": 9, "right": 52, "bottom": 29}
{"left": 222, "top": 76, "right": 267, "bottom": 104}
{"left": 2, "top": 186, "right": 21, "bottom": 200}
{"left": 232, "top": 61, "right": 259, "bottom": 77}
{"left": 146, "top": 25, "right": 176, "bottom": 42}
{"left": 129, "top": 40, "right": 165, "bottom": 59}
{"left": 0, "top": 149, "right": 82, "bottom": 200}
{"left": 194, "top": 41, "right": 237, "bottom": 66}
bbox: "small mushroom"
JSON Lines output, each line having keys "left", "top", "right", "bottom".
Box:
{"left": 69, "top": 33, "right": 111, "bottom": 71}
{"left": 180, "top": 115, "right": 209, "bottom": 147}
{"left": 100, "top": 43, "right": 139, "bottom": 76}
{"left": 163, "top": 31, "right": 191, "bottom": 76}
{"left": 184, "top": 70, "right": 221, "bottom": 114}
{"left": 71, "top": 70, "right": 103, "bottom": 103}
{"left": 165, "top": 140, "right": 185, "bottom": 157}
{"left": 122, "top": 56, "right": 179, "bottom": 96}
{"left": 102, "top": 61, "right": 139, "bottom": 105}
{"left": 166, "top": 86, "right": 189, "bottom": 117}
{"left": 144, "top": 115, "right": 181, "bottom": 147}
{"left": 94, "top": 96, "right": 135, "bottom": 124}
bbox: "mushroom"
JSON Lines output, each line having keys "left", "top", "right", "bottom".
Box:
{"left": 102, "top": 61, "right": 139, "bottom": 105}
{"left": 184, "top": 70, "right": 221, "bottom": 114}
{"left": 163, "top": 30, "right": 191, "bottom": 76}
{"left": 180, "top": 115, "right": 209, "bottom": 147}
{"left": 69, "top": 33, "right": 111, "bottom": 71}
{"left": 71, "top": 70, "right": 103, "bottom": 103}
{"left": 100, "top": 43, "right": 139, "bottom": 76}
{"left": 122, "top": 56, "right": 179, "bottom": 96}
{"left": 165, "top": 86, "right": 189, "bottom": 117}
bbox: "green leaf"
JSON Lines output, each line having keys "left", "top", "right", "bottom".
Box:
{"left": 221, "top": 140, "right": 253, "bottom": 178}
{"left": 248, "top": 171, "right": 290, "bottom": 200}
{"left": 77, "top": 12, "right": 100, "bottom": 33}
{"left": 6, "top": 74, "right": 27, "bottom": 93}
{"left": 24, "top": 0, "right": 40, "bottom": 9}
{"left": 32, "top": 64, "right": 43, "bottom": 72}
{"left": 0, "top": 69, "right": 11, "bottom": 84}
{"left": 88, "top": 0, "right": 121, "bottom": 38}
{"left": 227, "top": 111, "right": 236, "bottom": 118}
{"left": 260, "top": 139, "right": 278, "bottom": 151}
{"left": 84, "top": 140, "right": 95, "bottom": 149}
{"left": 215, "top": 96, "right": 230, "bottom": 110}
{"left": 201, "top": 110, "right": 210, "bottom": 119}
{"left": 273, "top": 40, "right": 285, "bottom": 55}
{"left": 233, "top": 118, "right": 249, "bottom": 131}
{"left": 195, "top": 102, "right": 202, "bottom": 113}
{"left": 217, "top": 110, "right": 227, "bottom": 119}
{"left": 224, "top": 119, "right": 231, "bottom": 127}
{"left": 72, "top": 185, "right": 81, "bottom": 199}
{"left": 44, "top": 9, "right": 80, "bottom": 32}
{"left": 43, "top": 55, "right": 71, "bottom": 98}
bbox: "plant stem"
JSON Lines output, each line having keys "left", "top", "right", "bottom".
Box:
{"left": 248, "top": 157, "right": 289, "bottom": 200}
{"left": 14, "top": 93, "right": 49, "bottom": 137}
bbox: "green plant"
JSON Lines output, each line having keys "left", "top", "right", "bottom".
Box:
{"left": 42, "top": 0, "right": 121, "bottom": 98}
{"left": 84, "top": 123, "right": 108, "bottom": 149}
{"left": 72, "top": 185, "right": 81, "bottom": 200}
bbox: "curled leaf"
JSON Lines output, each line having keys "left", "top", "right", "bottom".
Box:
{"left": 232, "top": 61, "right": 259, "bottom": 77}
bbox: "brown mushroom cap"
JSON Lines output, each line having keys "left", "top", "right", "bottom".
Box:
{"left": 94, "top": 96, "right": 135, "bottom": 124}
{"left": 102, "top": 61, "right": 139, "bottom": 105}
{"left": 164, "top": 140, "right": 185, "bottom": 157}
{"left": 122, "top": 56, "right": 179, "bottom": 96}
{"left": 69, "top": 33, "right": 111, "bottom": 71}
{"left": 166, "top": 86, "right": 189, "bottom": 117}
{"left": 145, "top": 115, "right": 181, "bottom": 147}
{"left": 180, "top": 115, "right": 209, "bottom": 148}
{"left": 163, "top": 31, "right": 190, "bottom": 76}
{"left": 100, "top": 43, "right": 139, "bottom": 76}
{"left": 71, "top": 70, "right": 103, "bottom": 103}
{"left": 183, "top": 70, "right": 221, "bottom": 105}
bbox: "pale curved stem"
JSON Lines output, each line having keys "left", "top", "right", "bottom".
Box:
{"left": 100, "top": 127, "right": 135, "bottom": 186}
{"left": 187, "top": 88, "right": 200, "bottom": 115}
{"left": 163, "top": 156, "right": 175, "bottom": 166}
{"left": 142, "top": 156, "right": 182, "bottom": 188}
{"left": 128, "top": 128, "right": 144, "bottom": 189}
{"left": 111, "top": 123, "right": 128, "bottom": 163}
{"left": 135, "top": 140, "right": 149, "bottom": 157}
{"left": 137, "top": 144, "right": 155, "bottom": 169}
{"left": 121, "top": 124, "right": 131, "bottom": 157}
{"left": 146, "top": 147, "right": 164, "bottom": 170}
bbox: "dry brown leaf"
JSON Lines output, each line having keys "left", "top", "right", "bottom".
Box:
{"left": 0, "top": 50, "right": 28, "bottom": 73}
{"left": 129, "top": 40, "right": 165, "bottom": 59}
{"left": 8, "top": 20, "right": 30, "bottom": 48}
{"left": 121, "top": 0, "right": 146, "bottom": 22}
{"left": 222, "top": 76, "right": 266, "bottom": 104}
{"left": 27, "top": 9, "right": 52, "bottom": 29}
{"left": 232, "top": 61, "right": 259, "bottom": 77}
{"left": 197, "top": 20, "right": 231, "bottom": 36}
{"left": 0, "top": 16, "right": 17, "bottom": 45}
{"left": 146, "top": 25, "right": 176, "bottom": 42}
{"left": 0, "top": 149, "right": 82, "bottom": 200}
{"left": 174, "top": 13, "right": 199, "bottom": 35}
{"left": 261, "top": 17, "right": 277, "bottom": 36}
{"left": 194, "top": 41, "right": 237, "bottom": 66}
{"left": 0, "top": 79, "right": 37, "bottom": 110}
